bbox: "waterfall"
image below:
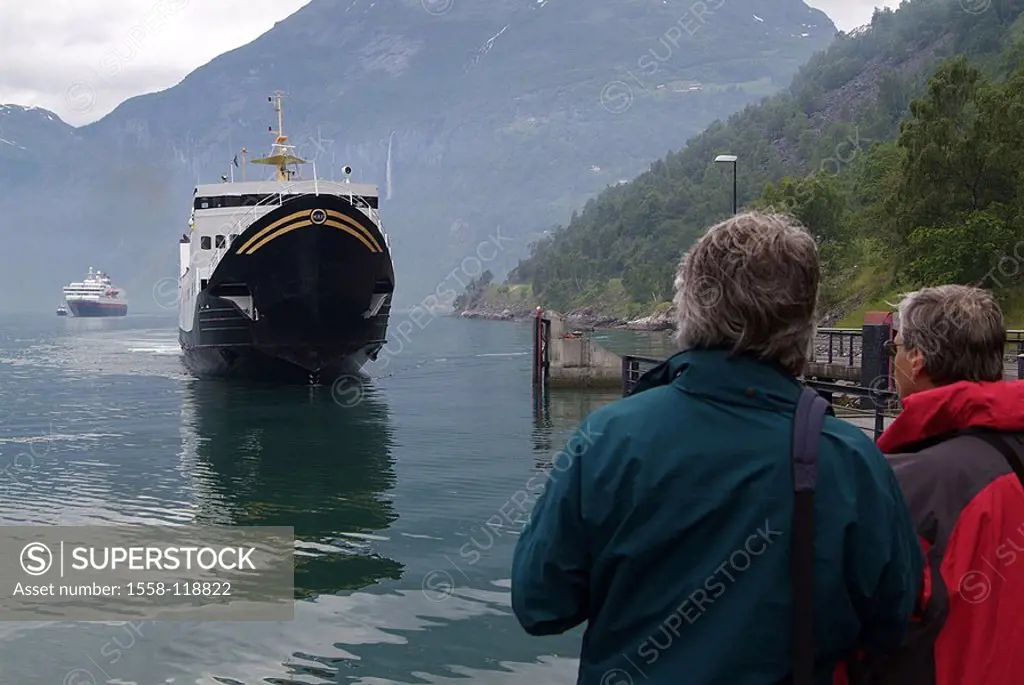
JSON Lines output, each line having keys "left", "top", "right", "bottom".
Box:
{"left": 386, "top": 130, "right": 395, "bottom": 200}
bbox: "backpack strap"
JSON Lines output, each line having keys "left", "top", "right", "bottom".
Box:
{"left": 791, "top": 386, "right": 831, "bottom": 685}
{"left": 967, "top": 431, "right": 1024, "bottom": 489}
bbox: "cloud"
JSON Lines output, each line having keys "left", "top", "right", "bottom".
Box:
{"left": 0, "top": 0, "right": 312, "bottom": 126}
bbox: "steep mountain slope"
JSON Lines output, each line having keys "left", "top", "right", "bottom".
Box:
{"left": 508, "top": 0, "right": 1024, "bottom": 316}
{"left": 0, "top": 0, "right": 835, "bottom": 311}
{"left": 0, "top": 105, "right": 81, "bottom": 185}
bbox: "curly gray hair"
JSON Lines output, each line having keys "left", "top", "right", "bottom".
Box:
{"left": 895, "top": 285, "right": 1005, "bottom": 384}
{"left": 674, "top": 212, "right": 820, "bottom": 375}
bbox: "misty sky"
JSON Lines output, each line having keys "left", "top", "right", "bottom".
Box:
{"left": 0, "top": 0, "right": 894, "bottom": 127}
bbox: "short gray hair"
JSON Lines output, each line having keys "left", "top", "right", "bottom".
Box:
{"left": 896, "top": 285, "right": 1005, "bottom": 384}
{"left": 674, "top": 211, "right": 820, "bottom": 375}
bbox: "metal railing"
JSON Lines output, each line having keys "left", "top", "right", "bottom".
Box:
{"left": 245, "top": 190, "right": 287, "bottom": 225}
{"left": 620, "top": 352, "right": 896, "bottom": 440}
{"left": 620, "top": 354, "right": 663, "bottom": 396}
{"left": 813, "top": 328, "right": 861, "bottom": 366}
{"left": 806, "top": 327, "right": 1024, "bottom": 380}
{"left": 620, "top": 325, "right": 1024, "bottom": 441}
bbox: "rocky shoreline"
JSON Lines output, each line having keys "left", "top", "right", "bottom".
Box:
{"left": 454, "top": 305, "right": 1021, "bottom": 375}
{"left": 455, "top": 303, "right": 675, "bottom": 331}
{"left": 454, "top": 296, "right": 847, "bottom": 331}
{"left": 454, "top": 299, "right": 850, "bottom": 332}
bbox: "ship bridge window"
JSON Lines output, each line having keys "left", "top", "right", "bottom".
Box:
{"left": 350, "top": 196, "right": 379, "bottom": 210}
{"left": 229, "top": 233, "right": 239, "bottom": 244}
{"left": 194, "top": 194, "right": 274, "bottom": 210}
{"left": 191, "top": 193, "right": 376, "bottom": 209}
{"left": 215, "top": 235, "right": 226, "bottom": 248}
{"left": 194, "top": 194, "right": 379, "bottom": 210}
{"left": 201, "top": 236, "right": 211, "bottom": 250}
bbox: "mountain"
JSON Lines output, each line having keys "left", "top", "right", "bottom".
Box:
{"left": 506, "top": 0, "right": 1024, "bottom": 322}
{"left": 0, "top": 0, "right": 836, "bottom": 312}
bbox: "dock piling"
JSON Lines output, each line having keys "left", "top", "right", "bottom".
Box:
{"left": 532, "top": 307, "right": 547, "bottom": 387}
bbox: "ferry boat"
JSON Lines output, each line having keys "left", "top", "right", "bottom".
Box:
{"left": 61, "top": 268, "right": 128, "bottom": 317}
{"left": 178, "top": 92, "right": 395, "bottom": 383}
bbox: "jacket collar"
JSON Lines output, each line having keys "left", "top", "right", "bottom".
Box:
{"left": 630, "top": 347, "right": 806, "bottom": 412}
{"left": 877, "top": 380, "right": 1024, "bottom": 453}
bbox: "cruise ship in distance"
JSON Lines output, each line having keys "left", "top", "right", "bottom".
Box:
{"left": 62, "top": 268, "right": 128, "bottom": 317}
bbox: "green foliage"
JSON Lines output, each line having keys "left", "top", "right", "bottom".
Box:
{"left": 904, "top": 212, "right": 1016, "bottom": 285}
{"left": 892, "top": 57, "right": 1024, "bottom": 289}
{"left": 452, "top": 270, "right": 493, "bottom": 311}
{"left": 888, "top": 58, "right": 1022, "bottom": 238}
{"left": 505, "top": 0, "right": 1024, "bottom": 316}
{"left": 754, "top": 173, "right": 846, "bottom": 244}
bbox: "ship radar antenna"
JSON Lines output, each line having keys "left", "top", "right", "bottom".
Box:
{"left": 250, "top": 90, "right": 307, "bottom": 182}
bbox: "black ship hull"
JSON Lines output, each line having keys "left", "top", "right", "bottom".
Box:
{"left": 179, "top": 193, "right": 394, "bottom": 383}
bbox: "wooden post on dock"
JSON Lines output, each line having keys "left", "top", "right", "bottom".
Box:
{"left": 532, "top": 307, "right": 545, "bottom": 387}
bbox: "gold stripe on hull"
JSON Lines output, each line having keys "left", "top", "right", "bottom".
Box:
{"left": 244, "top": 219, "right": 379, "bottom": 255}
{"left": 235, "top": 210, "right": 307, "bottom": 254}
{"left": 324, "top": 210, "right": 383, "bottom": 252}
{"left": 236, "top": 209, "right": 383, "bottom": 255}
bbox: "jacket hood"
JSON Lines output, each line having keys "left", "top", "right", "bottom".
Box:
{"left": 877, "top": 380, "right": 1024, "bottom": 453}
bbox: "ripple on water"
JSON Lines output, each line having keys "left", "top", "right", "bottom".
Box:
{"left": 0, "top": 314, "right": 589, "bottom": 684}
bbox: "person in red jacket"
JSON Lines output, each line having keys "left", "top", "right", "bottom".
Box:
{"left": 866, "top": 284, "right": 1024, "bottom": 685}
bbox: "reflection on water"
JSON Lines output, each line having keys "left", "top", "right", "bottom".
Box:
{"left": 180, "top": 381, "right": 404, "bottom": 600}
{"left": 591, "top": 328, "right": 676, "bottom": 358}
{"left": 0, "top": 313, "right": 896, "bottom": 684}
{"left": 0, "top": 314, "right": 621, "bottom": 684}
{"left": 532, "top": 386, "right": 621, "bottom": 468}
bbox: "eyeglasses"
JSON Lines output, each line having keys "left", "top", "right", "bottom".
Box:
{"left": 884, "top": 340, "right": 902, "bottom": 357}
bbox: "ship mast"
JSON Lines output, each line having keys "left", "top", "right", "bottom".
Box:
{"left": 274, "top": 90, "right": 284, "bottom": 140}
{"left": 250, "top": 90, "right": 307, "bottom": 182}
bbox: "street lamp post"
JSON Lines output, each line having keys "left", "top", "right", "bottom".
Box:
{"left": 714, "top": 154, "right": 738, "bottom": 215}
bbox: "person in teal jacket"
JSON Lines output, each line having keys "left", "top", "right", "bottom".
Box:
{"left": 511, "top": 212, "right": 922, "bottom": 685}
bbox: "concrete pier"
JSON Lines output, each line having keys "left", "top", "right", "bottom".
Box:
{"left": 533, "top": 311, "right": 899, "bottom": 390}
{"left": 536, "top": 310, "right": 623, "bottom": 388}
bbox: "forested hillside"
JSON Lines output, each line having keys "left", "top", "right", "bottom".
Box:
{"left": 506, "top": 0, "right": 1024, "bottom": 323}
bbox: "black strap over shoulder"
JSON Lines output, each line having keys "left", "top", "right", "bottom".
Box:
{"left": 969, "top": 430, "right": 1024, "bottom": 489}
{"left": 791, "top": 386, "right": 831, "bottom": 685}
